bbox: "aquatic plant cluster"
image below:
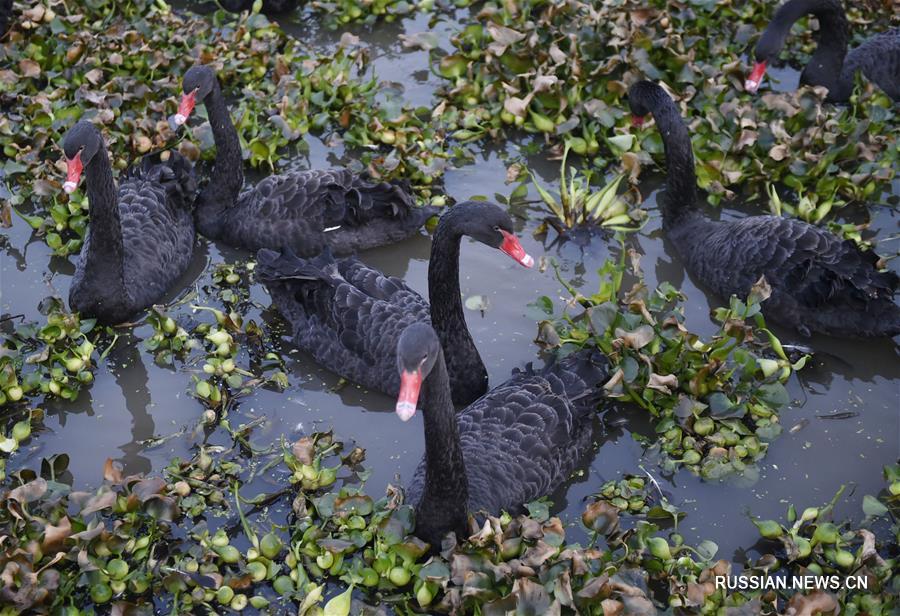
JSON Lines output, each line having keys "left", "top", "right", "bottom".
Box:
{"left": 1, "top": 431, "right": 897, "bottom": 614}
{"left": 434, "top": 0, "right": 899, "bottom": 212}
{"left": 1, "top": 0, "right": 899, "bottom": 613}
{"left": 3, "top": 0, "right": 898, "bottom": 257}
{"left": 536, "top": 249, "right": 806, "bottom": 477}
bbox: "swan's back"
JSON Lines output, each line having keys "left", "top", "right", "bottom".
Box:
{"left": 674, "top": 213, "right": 900, "bottom": 337}
{"left": 118, "top": 152, "right": 197, "bottom": 305}
{"left": 843, "top": 27, "right": 900, "bottom": 101}
{"left": 405, "top": 348, "right": 608, "bottom": 514}
{"left": 257, "top": 249, "right": 430, "bottom": 394}
{"left": 216, "top": 168, "right": 430, "bottom": 256}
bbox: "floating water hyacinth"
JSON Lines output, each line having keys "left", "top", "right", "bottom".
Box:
{"left": 1, "top": 431, "right": 896, "bottom": 613}
{"left": 537, "top": 249, "right": 808, "bottom": 478}
{"left": 529, "top": 145, "right": 645, "bottom": 231}
{"left": 435, "top": 0, "right": 898, "bottom": 222}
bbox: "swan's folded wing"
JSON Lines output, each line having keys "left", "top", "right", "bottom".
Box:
{"left": 327, "top": 278, "right": 429, "bottom": 366}
{"left": 342, "top": 175, "right": 418, "bottom": 225}
{"left": 756, "top": 217, "right": 897, "bottom": 307}
{"left": 843, "top": 28, "right": 900, "bottom": 101}
{"left": 117, "top": 168, "right": 195, "bottom": 301}
{"left": 451, "top": 374, "right": 592, "bottom": 514}
{"left": 335, "top": 258, "right": 421, "bottom": 301}
{"left": 234, "top": 171, "right": 342, "bottom": 250}
{"left": 710, "top": 216, "right": 897, "bottom": 307}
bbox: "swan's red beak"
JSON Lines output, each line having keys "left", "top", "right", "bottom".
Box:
{"left": 499, "top": 229, "right": 534, "bottom": 268}
{"left": 63, "top": 151, "right": 83, "bottom": 194}
{"left": 396, "top": 369, "right": 422, "bottom": 422}
{"left": 174, "top": 90, "right": 197, "bottom": 126}
{"left": 745, "top": 61, "right": 767, "bottom": 94}
{"left": 631, "top": 114, "right": 645, "bottom": 128}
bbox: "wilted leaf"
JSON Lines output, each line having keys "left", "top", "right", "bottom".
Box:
{"left": 19, "top": 59, "right": 41, "bottom": 78}
{"left": 8, "top": 478, "right": 48, "bottom": 503}
{"left": 581, "top": 501, "right": 619, "bottom": 536}
{"left": 647, "top": 373, "right": 677, "bottom": 393}
{"left": 103, "top": 458, "right": 123, "bottom": 483}
{"left": 768, "top": 144, "right": 789, "bottom": 161}
{"left": 615, "top": 325, "right": 654, "bottom": 349}
{"left": 80, "top": 490, "right": 117, "bottom": 515}
{"left": 292, "top": 436, "right": 316, "bottom": 465}
{"left": 41, "top": 516, "right": 72, "bottom": 552}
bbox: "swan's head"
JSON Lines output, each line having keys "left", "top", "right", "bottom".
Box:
{"left": 395, "top": 323, "right": 441, "bottom": 422}
{"left": 61, "top": 120, "right": 103, "bottom": 194}
{"left": 175, "top": 65, "right": 217, "bottom": 126}
{"left": 744, "top": 60, "right": 768, "bottom": 94}
{"left": 626, "top": 80, "right": 665, "bottom": 126}
{"left": 746, "top": 5, "right": 796, "bottom": 94}
{"left": 439, "top": 201, "right": 534, "bottom": 268}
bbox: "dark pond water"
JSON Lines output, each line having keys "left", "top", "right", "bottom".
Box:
{"left": 1, "top": 4, "right": 898, "bottom": 566}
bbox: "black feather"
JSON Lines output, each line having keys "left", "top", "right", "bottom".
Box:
{"left": 628, "top": 82, "right": 900, "bottom": 338}
{"left": 183, "top": 67, "right": 436, "bottom": 255}
{"left": 753, "top": 0, "right": 899, "bottom": 102}
{"left": 66, "top": 122, "right": 197, "bottom": 324}
{"left": 258, "top": 201, "right": 530, "bottom": 406}
{"left": 398, "top": 323, "right": 609, "bottom": 548}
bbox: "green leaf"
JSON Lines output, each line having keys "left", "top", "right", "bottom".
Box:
{"left": 861, "top": 495, "right": 888, "bottom": 517}
{"left": 525, "top": 500, "right": 550, "bottom": 522}
{"left": 695, "top": 539, "right": 718, "bottom": 560}
{"left": 756, "top": 383, "right": 789, "bottom": 408}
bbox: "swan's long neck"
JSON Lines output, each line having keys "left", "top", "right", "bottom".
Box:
{"left": 196, "top": 78, "right": 243, "bottom": 234}
{"left": 83, "top": 146, "right": 126, "bottom": 290}
{"left": 648, "top": 94, "right": 698, "bottom": 228}
{"left": 427, "top": 213, "right": 480, "bottom": 377}
{"left": 418, "top": 349, "right": 469, "bottom": 528}
{"left": 773, "top": 0, "right": 849, "bottom": 93}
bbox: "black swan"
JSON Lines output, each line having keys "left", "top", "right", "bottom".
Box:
{"left": 62, "top": 120, "right": 197, "bottom": 324}
{"left": 627, "top": 81, "right": 900, "bottom": 338}
{"left": 257, "top": 201, "right": 534, "bottom": 407}
{"left": 745, "top": 0, "right": 900, "bottom": 102}
{"left": 174, "top": 65, "right": 436, "bottom": 256}
{"left": 394, "top": 322, "right": 609, "bottom": 548}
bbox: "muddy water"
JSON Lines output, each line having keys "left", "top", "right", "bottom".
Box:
{"left": 1, "top": 5, "right": 898, "bottom": 564}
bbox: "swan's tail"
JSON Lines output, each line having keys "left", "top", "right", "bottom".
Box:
{"left": 810, "top": 296, "right": 900, "bottom": 338}
{"left": 551, "top": 347, "right": 611, "bottom": 412}
{"left": 515, "top": 347, "right": 610, "bottom": 416}
{"left": 0, "top": 0, "right": 12, "bottom": 35}
{"left": 345, "top": 175, "right": 436, "bottom": 226}
{"left": 256, "top": 247, "right": 339, "bottom": 284}
{"left": 127, "top": 150, "right": 198, "bottom": 211}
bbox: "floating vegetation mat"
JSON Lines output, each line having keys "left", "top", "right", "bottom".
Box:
{"left": 1, "top": 0, "right": 453, "bottom": 257}
{"left": 432, "top": 0, "right": 899, "bottom": 212}
{"left": 534, "top": 247, "right": 808, "bottom": 478}
{"left": 1, "top": 428, "right": 897, "bottom": 614}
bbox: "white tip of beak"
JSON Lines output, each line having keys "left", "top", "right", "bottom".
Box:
{"left": 396, "top": 401, "right": 417, "bottom": 422}
{"left": 63, "top": 181, "right": 77, "bottom": 194}
{"left": 521, "top": 253, "right": 535, "bottom": 268}
{"left": 173, "top": 114, "right": 187, "bottom": 126}
{"left": 744, "top": 79, "right": 760, "bottom": 93}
